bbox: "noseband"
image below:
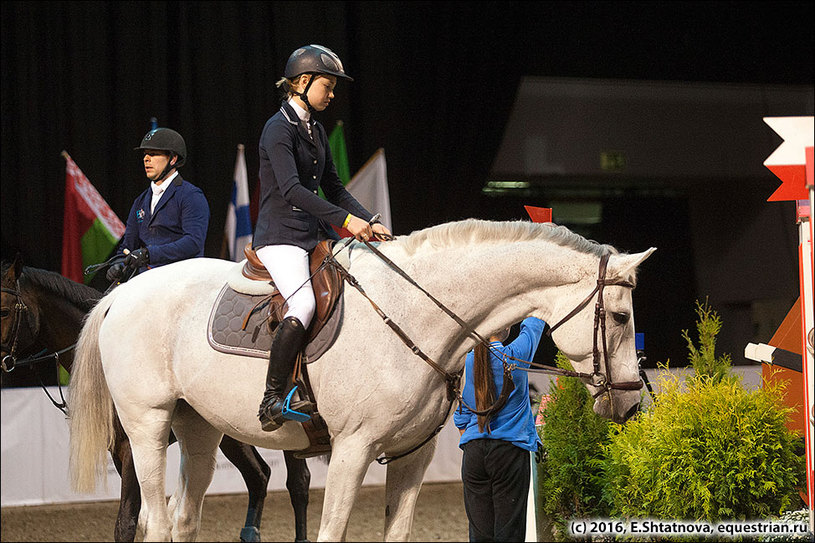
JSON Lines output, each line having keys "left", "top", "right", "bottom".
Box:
{"left": 546, "top": 252, "right": 643, "bottom": 398}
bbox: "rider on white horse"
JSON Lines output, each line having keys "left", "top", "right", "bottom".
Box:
{"left": 253, "top": 44, "right": 391, "bottom": 431}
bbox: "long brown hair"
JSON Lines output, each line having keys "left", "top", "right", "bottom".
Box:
{"left": 473, "top": 342, "right": 497, "bottom": 433}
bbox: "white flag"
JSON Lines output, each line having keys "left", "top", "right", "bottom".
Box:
{"left": 225, "top": 144, "right": 252, "bottom": 261}
{"left": 346, "top": 148, "right": 392, "bottom": 231}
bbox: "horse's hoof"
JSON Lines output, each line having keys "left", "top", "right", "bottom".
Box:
{"left": 240, "top": 526, "right": 261, "bottom": 542}
{"left": 294, "top": 539, "right": 311, "bottom": 543}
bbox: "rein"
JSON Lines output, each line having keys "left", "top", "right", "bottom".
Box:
{"left": 552, "top": 254, "right": 643, "bottom": 396}
{"left": 272, "top": 231, "right": 640, "bottom": 463}
{"left": 1, "top": 282, "right": 70, "bottom": 415}
{"left": 324, "top": 239, "right": 531, "bottom": 463}
{"left": 327, "top": 239, "right": 642, "bottom": 463}
{"left": 505, "top": 253, "right": 643, "bottom": 397}
{"left": 354, "top": 241, "right": 641, "bottom": 392}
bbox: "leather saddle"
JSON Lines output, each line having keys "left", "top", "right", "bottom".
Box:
{"left": 241, "top": 241, "right": 344, "bottom": 342}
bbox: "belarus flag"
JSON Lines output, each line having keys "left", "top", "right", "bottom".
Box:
{"left": 61, "top": 152, "right": 125, "bottom": 284}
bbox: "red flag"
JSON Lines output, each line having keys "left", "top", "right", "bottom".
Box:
{"left": 763, "top": 117, "right": 814, "bottom": 202}
{"left": 61, "top": 152, "right": 125, "bottom": 284}
{"left": 524, "top": 205, "right": 552, "bottom": 223}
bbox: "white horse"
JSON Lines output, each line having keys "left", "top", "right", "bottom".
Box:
{"left": 68, "top": 218, "right": 655, "bottom": 541}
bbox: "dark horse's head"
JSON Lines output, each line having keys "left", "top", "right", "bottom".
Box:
{"left": 1, "top": 254, "right": 30, "bottom": 370}
{"left": 2, "top": 254, "right": 100, "bottom": 374}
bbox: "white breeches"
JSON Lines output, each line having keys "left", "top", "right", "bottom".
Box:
{"left": 255, "top": 244, "right": 315, "bottom": 329}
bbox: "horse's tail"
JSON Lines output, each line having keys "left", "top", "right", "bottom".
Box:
{"left": 68, "top": 291, "right": 117, "bottom": 494}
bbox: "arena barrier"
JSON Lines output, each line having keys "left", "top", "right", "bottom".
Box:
{"left": 1, "top": 367, "right": 760, "bottom": 506}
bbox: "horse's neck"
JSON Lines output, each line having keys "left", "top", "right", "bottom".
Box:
{"left": 391, "top": 240, "right": 588, "bottom": 364}
{"left": 26, "top": 284, "right": 87, "bottom": 366}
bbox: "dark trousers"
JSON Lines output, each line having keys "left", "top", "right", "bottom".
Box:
{"left": 461, "top": 439, "right": 530, "bottom": 542}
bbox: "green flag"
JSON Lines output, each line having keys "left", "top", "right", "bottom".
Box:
{"left": 328, "top": 120, "right": 350, "bottom": 185}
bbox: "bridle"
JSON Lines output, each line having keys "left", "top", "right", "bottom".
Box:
{"left": 0, "top": 279, "right": 28, "bottom": 372}
{"left": 323, "top": 239, "right": 642, "bottom": 463}
{"left": 1, "top": 279, "right": 71, "bottom": 414}
{"left": 541, "top": 252, "right": 644, "bottom": 398}
{"left": 1, "top": 281, "right": 28, "bottom": 373}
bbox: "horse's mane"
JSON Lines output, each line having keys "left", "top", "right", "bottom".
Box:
{"left": 1, "top": 261, "right": 101, "bottom": 311}
{"left": 397, "top": 219, "right": 616, "bottom": 257}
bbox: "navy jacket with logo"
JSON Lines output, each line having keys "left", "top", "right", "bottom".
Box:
{"left": 118, "top": 175, "right": 210, "bottom": 273}
{"left": 253, "top": 101, "right": 373, "bottom": 252}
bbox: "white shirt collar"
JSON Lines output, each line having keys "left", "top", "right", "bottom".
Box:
{"left": 151, "top": 171, "right": 179, "bottom": 195}
{"left": 288, "top": 98, "right": 311, "bottom": 123}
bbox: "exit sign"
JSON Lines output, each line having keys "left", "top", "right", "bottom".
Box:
{"left": 600, "top": 151, "right": 627, "bottom": 172}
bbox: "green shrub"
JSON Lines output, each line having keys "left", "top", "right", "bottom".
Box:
{"left": 535, "top": 300, "right": 805, "bottom": 541}
{"left": 682, "top": 299, "right": 732, "bottom": 384}
{"left": 536, "top": 351, "right": 612, "bottom": 539}
{"left": 602, "top": 372, "right": 804, "bottom": 522}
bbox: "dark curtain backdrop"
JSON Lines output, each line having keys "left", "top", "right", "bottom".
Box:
{"left": 3, "top": 1, "right": 812, "bottom": 271}
{"left": 0, "top": 1, "right": 525, "bottom": 269}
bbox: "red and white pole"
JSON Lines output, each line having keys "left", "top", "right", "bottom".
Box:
{"left": 802, "top": 145, "right": 814, "bottom": 532}
{"left": 764, "top": 117, "right": 814, "bottom": 531}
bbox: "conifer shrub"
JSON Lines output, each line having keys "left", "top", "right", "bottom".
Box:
{"left": 601, "top": 300, "right": 805, "bottom": 523}
{"left": 536, "top": 351, "right": 612, "bottom": 539}
{"left": 681, "top": 298, "right": 732, "bottom": 384}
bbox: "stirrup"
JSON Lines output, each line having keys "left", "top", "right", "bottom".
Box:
{"left": 281, "top": 386, "right": 311, "bottom": 423}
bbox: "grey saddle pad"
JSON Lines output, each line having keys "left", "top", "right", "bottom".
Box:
{"left": 207, "top": 283, "right": 344, "bottom": 363}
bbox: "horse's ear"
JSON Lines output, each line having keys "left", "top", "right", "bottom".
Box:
{"left": 3, "top": 253, "right": 23, "bottom": 283}
{"left": 12, "top": 253, "right": 23, "bottom": 280}
{"left": 607, "top": 248, "right": 656, "bottom": 283}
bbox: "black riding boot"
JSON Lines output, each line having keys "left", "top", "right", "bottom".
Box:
{"left": 258, "top": 316, "right": 308, "bottom": 431}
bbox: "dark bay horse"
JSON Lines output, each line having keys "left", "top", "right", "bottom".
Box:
{"left": 1, "top": 255, "right": 311, "bottom": 542}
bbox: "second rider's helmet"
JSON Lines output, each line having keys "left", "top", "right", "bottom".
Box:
{"left": 134, "top": 128, "right": 187, "bottom": 169}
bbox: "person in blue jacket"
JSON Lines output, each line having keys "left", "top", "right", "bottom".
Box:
{"left": 454, "top": 316, "right": 547, "bottom": 542}
{"left": 253, "top": 44, "right": 391, "bottom": 432}
{"left": 106, "top": 127, "right": 210, "bottom": 282}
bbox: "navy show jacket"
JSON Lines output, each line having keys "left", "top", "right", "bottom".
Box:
{"left": 253, "top": 101, "right": 373, "bottom": 252}
{"left": 118, "top": 174, "right": 210, "bottom": 272}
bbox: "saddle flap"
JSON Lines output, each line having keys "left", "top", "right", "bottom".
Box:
{"left": 242, "top": 242, "right": 344, "bottom": 342}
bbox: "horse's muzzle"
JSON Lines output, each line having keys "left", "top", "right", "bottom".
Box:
{"left": 619, "top": 402, "right": 640, "bottom": 423}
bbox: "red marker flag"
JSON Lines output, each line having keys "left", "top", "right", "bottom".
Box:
{"left": 764, "top": 117, "right": 814, "bottom": 202}
{"left": 524, "top": 205, "right": 552, "bottom": 223}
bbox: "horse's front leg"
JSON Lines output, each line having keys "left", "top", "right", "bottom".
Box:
{"left": 110, "top": 415, "right": 140, "bottom": 542}
{"left": 218, "top": 435, "right": 271, "bottom": 542}
{"left": 283, "top": 450, "right": 312, "bottom": 543}
{"left": 383, "top": 436, "right": 437, "bottom": 541}
{"left": 317, "top": 435, "right": 375, "bottom": 541}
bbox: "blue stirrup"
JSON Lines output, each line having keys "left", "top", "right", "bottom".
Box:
{"left": 281, "top": 386, "right": 311, "bottom": 422}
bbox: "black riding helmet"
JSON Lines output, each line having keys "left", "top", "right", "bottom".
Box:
{"left": 134, "top": 128, "right": 187, "bottom": 181}
{"left": 284, "top": 45, "right": 352, "bottom": 112}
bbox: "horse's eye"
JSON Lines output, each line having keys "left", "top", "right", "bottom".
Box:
{"left": 611, "top": 312, "right": 629, "bottom": 325}
{"left": 0, "top": 309, "right": 9, "bottom": 318}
